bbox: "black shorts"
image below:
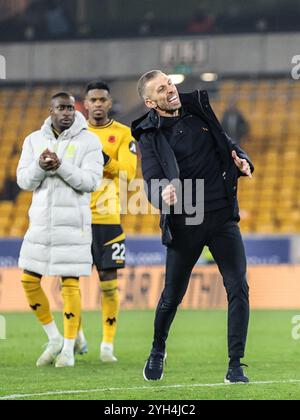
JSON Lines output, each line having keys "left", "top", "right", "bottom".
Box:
{"left": 92, "top": 224, "right": 126, "bottom": 271}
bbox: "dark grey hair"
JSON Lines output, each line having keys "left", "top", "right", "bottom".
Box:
{"left": 137, "top": 70, "right": 164, "bottom": 100}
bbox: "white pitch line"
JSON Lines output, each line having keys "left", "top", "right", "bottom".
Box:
{"left": 1, "top": 380, "right": 300, "bottom": 400}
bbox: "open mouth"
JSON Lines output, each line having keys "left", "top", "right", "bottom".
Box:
{"left": 168, "top": 95, "right": 180, "bottom": 104}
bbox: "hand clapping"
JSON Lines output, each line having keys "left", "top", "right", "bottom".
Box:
{"left": 39, "top": 149, "right": 61, "bottom": 171}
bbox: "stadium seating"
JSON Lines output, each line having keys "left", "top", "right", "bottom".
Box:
{"left": 0, "top": 79, "right": 299, "bottom": 237}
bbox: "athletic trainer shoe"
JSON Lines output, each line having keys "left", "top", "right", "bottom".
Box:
{"left": 100, "top": 342, "right": 118, "bottom": 363}
{"left": 225, "top": 364, "right": 249, "bottom": 384}
{"left": 55, "top": 350, "right": 75, "bottom": 368}
{"left": 74, "top": 337, "right": 88, "bottom": 356}
{"left": 36, "top": 337, "right": 64, "bottom": 367}
{"left": 143, "top": 352, "right": 167, "bottom": 381}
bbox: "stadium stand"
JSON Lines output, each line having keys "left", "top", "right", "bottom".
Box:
{"left": 0, "top": 78, "right": 299, "bottom": 237}
{"left": 1, "top": 0, "right": 299, "bottom": 42}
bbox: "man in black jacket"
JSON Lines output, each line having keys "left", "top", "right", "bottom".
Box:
{"left": 131, "top": 70, "right": 254, "bottom": 384}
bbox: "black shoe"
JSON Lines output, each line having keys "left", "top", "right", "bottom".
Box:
{"left": 143, "top": 351, "right": 167, "bottom": 381}
{"left": 225, "top": 364, "right": 249, "bottom": 384}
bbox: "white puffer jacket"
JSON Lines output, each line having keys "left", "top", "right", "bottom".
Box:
{"left": 17, "top": 111, "right": 104, "bottom": 277}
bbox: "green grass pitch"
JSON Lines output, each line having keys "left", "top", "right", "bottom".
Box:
{"left": 0, "top": 310, "right": 300, "bottom": 400}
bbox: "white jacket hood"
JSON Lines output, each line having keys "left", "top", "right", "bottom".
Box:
{"left": 41, "top": 111, "right": 88, "bottom": 141}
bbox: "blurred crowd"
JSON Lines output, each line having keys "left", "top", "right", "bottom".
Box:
{"left": 0, "top": 0, "right": 300, "bottom": 42}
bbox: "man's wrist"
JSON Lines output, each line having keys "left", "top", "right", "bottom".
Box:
{"left": 38, "top": 159, "right": 47, "bottom": 172}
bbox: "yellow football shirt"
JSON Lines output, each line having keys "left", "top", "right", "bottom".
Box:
{"left": 88, "top": 120, "right": 137, "bottom": 225}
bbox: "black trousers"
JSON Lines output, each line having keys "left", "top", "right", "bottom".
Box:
{"left": 152, "top": 207, "right": 249, "bottom": 359}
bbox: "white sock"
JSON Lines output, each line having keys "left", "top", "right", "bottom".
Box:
{"left": 63, "top": 339, "right": 75, "bottom": 353}
{"left": 101, "top": 342, "right": 113, "bottom": 351}
{"left": 77, "top": 329, "right": 86, "bottom": 343}
{"left": 43, "top": 321, "right": 61, "bottom": 341}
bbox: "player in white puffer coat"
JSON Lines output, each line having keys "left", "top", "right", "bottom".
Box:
{"left": 17, "top": 92, "right": 103, "bottom": 368}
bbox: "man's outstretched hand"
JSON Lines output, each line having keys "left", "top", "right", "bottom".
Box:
{"left": 232, "top": 151, "right": 252, "bottom": 178}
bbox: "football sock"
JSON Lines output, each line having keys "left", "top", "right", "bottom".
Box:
{"left": 100, "top": 279, "right": 120, "bottom": 344}
{"left": 61, "top": 278, "right": 81, "bottom": 340}
{"left": 21, "top": 272, "right": 53, "bottom": 326}
{"left": 42, "top": 321, "right": 61, "bottom": 341}
{"left": 62, "top": 338, "right": 76, "bottom": 353}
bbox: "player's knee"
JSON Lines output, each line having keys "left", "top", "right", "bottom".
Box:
{"left": 61, "top": 278, "right": 80, "bottom": 296}
{"left": 99, "top": 270, "right": 117, "bottom": 282}
{"left": 21, "top": 271, "right": 42, "bottom": 290}
{"left": 23, "top": 270, "right": 42, "bottom": 280}
{"left": 100, "top": 273, "right": 119, "bottom": 298}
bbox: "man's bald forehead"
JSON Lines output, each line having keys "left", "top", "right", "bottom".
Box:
{"left": 51, "top": 92, "right": 75, "bottom": 106}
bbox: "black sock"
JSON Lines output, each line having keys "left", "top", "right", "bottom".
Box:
{"left": 229, "top": 357, "right": 241, "bottom": 368}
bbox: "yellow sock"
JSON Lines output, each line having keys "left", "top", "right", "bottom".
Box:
{"left": 61, "top": 278, "right": 81, "bottom": 340}
{"left": 21, "top": 272, "right": 53, "bottom": 325}
{"left": 100, "top": 279, "right": 120, "bottom": 344}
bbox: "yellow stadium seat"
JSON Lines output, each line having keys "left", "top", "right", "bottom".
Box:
{"left": 0, "top": 201, "right": 14, "bottom": 215}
